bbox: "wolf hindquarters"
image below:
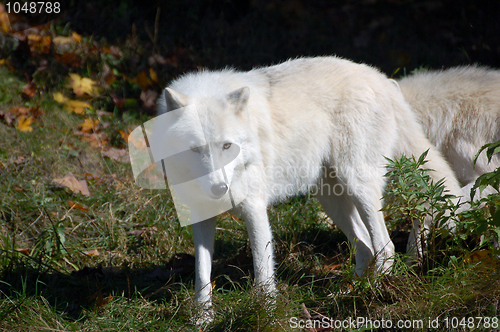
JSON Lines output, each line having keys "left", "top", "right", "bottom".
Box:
{"left": 398, "top": 66, "right": 500, "bottom": 194}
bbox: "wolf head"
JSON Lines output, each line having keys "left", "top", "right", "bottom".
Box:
{"left": 154, "top": 83, "right": 252, "bottom": 219}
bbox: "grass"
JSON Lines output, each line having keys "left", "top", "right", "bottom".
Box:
{"left": 1, "top": 65, "right": 500, "bottom": 331}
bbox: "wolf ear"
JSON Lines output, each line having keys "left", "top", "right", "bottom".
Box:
{"left": 227, "top": 87, "right": 250, "bottom": 112}
{"left": 159, "top": 88, "right": 189, "bottom": 113}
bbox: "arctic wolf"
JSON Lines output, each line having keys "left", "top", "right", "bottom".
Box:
{"left": 398, "top": 66, "right": 500, "bottom": 198}
{"left": 156, "top": 57, "right": 461, "bottom": 318}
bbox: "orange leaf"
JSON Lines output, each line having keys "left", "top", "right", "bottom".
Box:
{"left": 118, "top": 130, "right": 129, "bottom": 142}
{"left": 53, "top": 172, "right": 91, "bottom": 196}
{"left": 0, "top": 4, "right": 11, "bottom": 33}
{"left": 71, "top": 31, "right": 82, "bottom": 42}
{"left": 68, "top": 200, "right": 88, "bottom": 211}
{"left": 15, "top": 115, "right": 33, "bottom": 132}
{"left": 94, "top": 293, "right": 113, "bottom": 312}
{"left": 22, "top": 83, "right": 37, "bottom": 98}
{"left": 16, "top": 248, "right": 30, "bottom": 255}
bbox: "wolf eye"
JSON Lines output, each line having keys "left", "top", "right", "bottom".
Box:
{"left": 191, "top": 146, "right": 200, "bottom": 153}
{"left": 223, "top": 143, "right": 232, "bottom": 150}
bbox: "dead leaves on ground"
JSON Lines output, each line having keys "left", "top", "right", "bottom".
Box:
{"left": 0, "top": 105, "right": 43, "bottom": 132}
{"left": 53, "top": 172, "right": 91, "bottom": 196}
{"left": 102, "top": 147, "right": 129, "bottom": 163}
{"left": 67, "top": 73, "right": 99, "bottom": 97}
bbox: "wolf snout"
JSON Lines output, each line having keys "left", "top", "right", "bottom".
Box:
{"left": 211, "top": 183, "right": 229, "bottom": 197}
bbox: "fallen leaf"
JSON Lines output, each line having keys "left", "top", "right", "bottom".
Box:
{"left": 135, "top": 71, "right": 150, "bottom": 89}
{"left": 15, "top": 115, "right": 33, "bottom": 132}
{"left": 53, "top": 172, "right": 91, "bottom": 196}
{"left": 127, "top": 130, "right": 147, "bottom": 150}
{"left": 54, "top": 52, "right": 83, "bottom": 68}
{"left": 72, "top": 31, "right": 82, "bottom": 42}
{"left": 68, "top": 200, "right": 88, "bottom": 211}
{"left": 9, "top": 106, "right": 30, "bottom": 115}
{"left": 149, "top": 68, "right": 158, "bottom": 83}
{"left": 53, "top": 92, "right": 68, "bottom": 104}
{"left": 16, "top": 248, "right": 30, "bottom": 255}
{"left": 22, "top": 83, "right": 37, "bottom": 98}
{"left": 80, "top": 118, "right": 99, "bottom": 133}
{"left": 83, "top": 249, "right": 100, "bottom": 257}
{"left": 28, "top": 33, "right": 51, "bottom": 54}
{"left": 52, "top": 36, "right": 75, "bottom": 46}
{"left": 118, "top": 130, "right": 129, "bottom": 142}
{"left": 140, "top": 89, "right": 158, "bottom": 110}
{"left": 110, "top": 93, "right": 125, "bottom": 109}
{"left": 12, "top": 156, "right": 25, "bottom": 164}
{"left": 0, "top": 4, "right": 11, "bottom": 33}
{"left": 65, "top": 100, "right": 92, "bottom": 114}
{"left": 13, "top": 185, "right": 25, "bottom": 192}
{"left": 86, "top": 133, "right": 108, "bottom": 147}
{"left": 95, "top": 293, "right": 113, "bottom": 311}
{"left": 103, "top": 46, "right": 123, "bottom": 59}
{"left": 67, "top": 73, "right": 99, "bottom": 97}
{"left": 102, "top": 147, "right": 129, "bottom": 162}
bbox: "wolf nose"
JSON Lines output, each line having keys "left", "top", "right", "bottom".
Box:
{"left": 211, "top": 183, "right": 228, "bottom": 197}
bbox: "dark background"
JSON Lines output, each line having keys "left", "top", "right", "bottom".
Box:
{"left": 65, "top": 0, "right": 500, "bottom": 75}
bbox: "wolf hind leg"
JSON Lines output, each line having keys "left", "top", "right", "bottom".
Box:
{"left": 316, "top": 175, "right": 376, "bottom": 276}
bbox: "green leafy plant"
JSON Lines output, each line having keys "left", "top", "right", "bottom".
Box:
{"left": 383, "top": 151, "right": 459, "bottom": 260}
{"left": 457, "top": 141, "right": 500, "bottom": 251}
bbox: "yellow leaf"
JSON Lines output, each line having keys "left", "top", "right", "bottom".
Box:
{"left": 53, "top": 92, "right": 68, "bottom": 104}
{"left": 15, "top": 116, "right": 33, "bottom": 132}
{"left": 80, "top": 118, "right": 99, "bottom": 132}
{"left": 0, "top": 4, "right": 10, "bottom": 33}
{"left": 149, "top": 68, "right": 158, "bottom": 83}
{"left": 67, "top": 73, "right": 99, "bottom": 97}
{"left": 65, "top": 100, "right": 92, "bottom": 114}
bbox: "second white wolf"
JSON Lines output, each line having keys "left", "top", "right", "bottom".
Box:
{"left": 398, "top": 66, "right": 500, "bottom": 198}
{"left": 157, "top": 57, "right": 462, "bottom": 319}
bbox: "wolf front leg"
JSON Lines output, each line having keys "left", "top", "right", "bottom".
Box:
{"left": 192, "top": 217, "right": 217, "bottom": 324}
{"left": 241, "top": 199, "right": 277, "bottom": 299}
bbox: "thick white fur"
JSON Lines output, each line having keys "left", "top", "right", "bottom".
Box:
{"left": 398, "top": 66, "right": 500, "bottom": 197}
{"left": 157, "top": 57, "right": 462, "bottom": 321}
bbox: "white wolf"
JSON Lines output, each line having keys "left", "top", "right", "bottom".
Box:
{"left": 156, "top": 57, "right": 461, "bottom": 320}
{"left": 398, "top": 66, "right": 500, "bottom": 198}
